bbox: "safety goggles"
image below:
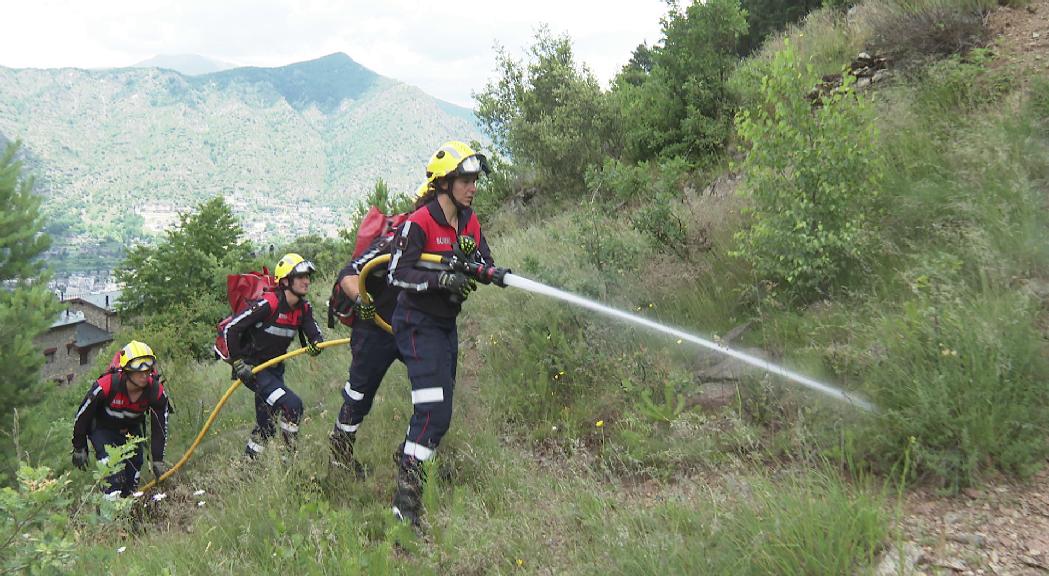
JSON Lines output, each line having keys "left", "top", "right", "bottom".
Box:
{"left": 126, "top": 356, "right": 156, "bottom": 372}
{"left": 289, "top": 260, "right": 317, "bottom": 278}
{"left": 457, "top": 154, "right": 490, "bottom": 176}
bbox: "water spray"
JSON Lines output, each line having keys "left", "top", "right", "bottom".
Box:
{"left": 501, "top": 273, "right": 876, "bottom": 413}
{"left": 357, "top": 252, "right": 874, "bottom": 412}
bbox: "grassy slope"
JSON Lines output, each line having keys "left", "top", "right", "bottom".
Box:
{"left": 21, "top": 202, "right": 885, "bottom": 575}
{"left": 12, "top": 1, "right": 1049, "bottom": 573}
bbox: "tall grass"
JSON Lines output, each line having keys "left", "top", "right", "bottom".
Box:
{"left": 862, "top": 288, "right": 1049, "bottom": 490}
{"left": 712, "top": 472, "right": 887, "bottom": 575}
{"left": 853, "top": 0, "right": 995, "bottom": 66}
{"left": 849, "top": 56, "right": 1049, "bottom": 488}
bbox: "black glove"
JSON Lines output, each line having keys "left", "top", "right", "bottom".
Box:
{"left": 233, "top": 359, "right": 255, "bottom": 386}
{"left": 305, "top": 340, "right": 323, "bottom": 357}
{"left": 152, "top": 460, "right": 171, "bottom": 479}
{"left": 438, "top": 271, "right": 476, "bottom": 301}
{"left": 72, "top": 447, "right": 89, "bottom": 470}
{"left": 354, "top": 296, "right": 376, "bottom": 322}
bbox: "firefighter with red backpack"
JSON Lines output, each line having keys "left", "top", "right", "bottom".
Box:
{"left": 327, "top": 184, "right": 424, "bottom": 476}
{"left": 387, "top": 141, "right": 496, "bottom": 526}
{"left": 71, "top": 340, "right": 172, "bottom": 498}
{"left": 224, "top": 253, "right": 324, "bottom": 458}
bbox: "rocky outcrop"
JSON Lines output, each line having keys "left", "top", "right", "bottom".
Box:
{"left": 807, "top": 52, "right": 891, "bottom": 106}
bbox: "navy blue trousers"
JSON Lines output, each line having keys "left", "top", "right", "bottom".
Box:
{"left": 244, "top": 363, "right": 303, "bottom": 455}
{"left": 89, "top": 425, "right": 144, "bottom": 496}
{"left": 392, "top": 305, "right": 458, "bottom": 463}
{"left": 335, "top": 321, "right": 402, "bottom": 434}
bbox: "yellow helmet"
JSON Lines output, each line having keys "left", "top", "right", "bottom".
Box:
{"left": 414, "top": 181, "right": 431, "bottom": 200}
{"left": 274, "top": 253, "right": 317, "bottom": 283}
{"left": 425, "top": 141, "right": 489, "bottom": 182}
{"left": 120, "top": 340, "right": 156, "bottom": 372}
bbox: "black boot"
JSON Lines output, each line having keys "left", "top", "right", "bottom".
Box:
{"left": 329, "top": 430, "right": 366, "bottom": 478}
{"left": 244, "top": 431, "right": 266, "bottom": 460}
{"left": 391, "top": 457, "right": 424, "bottom": 527}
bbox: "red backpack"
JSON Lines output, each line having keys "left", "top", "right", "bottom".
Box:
{"left": 328, "top": 207, "right": 408, "bottom": 328}
{"left": 214, "top": 267, "right": 277, "bottom": 362}
{"left": 352, "top": 206, "right": 409, "bottom": 259}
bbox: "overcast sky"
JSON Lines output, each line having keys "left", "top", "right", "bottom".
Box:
{"left": 2, "top": 0, "right": 669, "bottom": 107}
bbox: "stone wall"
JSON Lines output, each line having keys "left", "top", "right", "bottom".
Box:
{"left": 37, "top": 324, "right": 82, "bottom": 384}
{"left": 65, "top": 301, "right": 120, "bottom": 333}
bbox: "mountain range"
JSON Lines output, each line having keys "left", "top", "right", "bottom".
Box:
{"left": 131, "top": 54, "right": 238, "bottom": 75}
{"left": 0, "top": 53, "right": 484, "bottom": 271}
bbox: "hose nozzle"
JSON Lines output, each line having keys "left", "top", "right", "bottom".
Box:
{"left": 447, "top": 252, "right": 511, "bottom": 288}
{"left": 470, "top": 263, "right": 511, "bottom": 287}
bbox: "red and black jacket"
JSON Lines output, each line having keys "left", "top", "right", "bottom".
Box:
{"left": 224, "top": 289, "right": 324, "bottom": 364}
{"left": 337, "top": 233, "right": 402, "bottom": 323}
{"left": 72, "top": 371, "right": 170, "bottom": 462}
{"left": 388, "top": 200, "right": 494, "bottom": 319}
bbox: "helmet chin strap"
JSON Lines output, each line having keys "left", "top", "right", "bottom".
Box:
{"left": 282, "top": 278, "right": 308, "bottom": 299}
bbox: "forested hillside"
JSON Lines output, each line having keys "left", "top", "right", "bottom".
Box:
{"left": 5, "top": 0, "right": 1049, "bottom": 573}
{"left": 0, "top": 53, "right": 483, "bottom": 270}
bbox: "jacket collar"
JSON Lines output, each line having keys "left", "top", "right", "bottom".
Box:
{"left": 425, "top": 199, "right": 472, "bottom": 232}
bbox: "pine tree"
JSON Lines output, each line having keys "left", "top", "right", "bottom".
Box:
{"left": 0, "top": 142, "right": 61, "bottom": 421}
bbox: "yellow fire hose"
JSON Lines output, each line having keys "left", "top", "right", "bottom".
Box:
{"left": 356, "top": 252, "right": 446, "bottom": 334}
{"left": 140, "top": 337, "right": 350, "bottom": 492}
{"left": 139, "top": 252, "right": 447, "bottom": 493}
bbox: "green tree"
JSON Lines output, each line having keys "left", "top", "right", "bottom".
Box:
{"left": 116, "top": 197, "right": 252, "bottom": 359}
{"left": 733, "top": 42, "right": 883, "bottom": 299}
{"left": 615, "top": 43, "right": 655, "bottom": 89}
{"left": 475, "top": 26, "right": 616, "bottom": 197}
{"left": 0, "top": 142, "right": 60, "bottom": 422}
{"left": 612, "top": 0, "right": 748, "bottom": 163}
{"left": 738, "top": 0, "right": 822, "bottom": 56}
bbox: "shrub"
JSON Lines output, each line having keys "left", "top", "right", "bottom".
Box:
{"left": 733, "top": 41, "right": 884, "bottom": 300}
{"left": 856, "top": 0, "right": 992, "bottom": 66}
{"left": 584, "top": 158, "right": 652, "bottom": 205}
{"left": 632, "top": 194, "right": 689, "bottom": 258}
{"left": 729, "top": 8, "right": 861, "bottom": 110}
{"left": 472, "top": 147, "right": 516, "bottom": 217}
{"left": 1, "top": 448, "right": 137, "bottom": 574}
{"left": 479, "top": 305, "right": 603, "bottom": 431}
{"left": 570, "top": 205, "right": 645, "bottom": 288}
{"left": 862, "top": 289, "right": 1049, "bottom": 490}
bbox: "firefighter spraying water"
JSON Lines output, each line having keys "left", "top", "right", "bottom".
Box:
{"left": 117, "top": 140, "right": 874, "bottom": 510}
{"left": 363, "top": 239, "right": 875, "bottom": 414}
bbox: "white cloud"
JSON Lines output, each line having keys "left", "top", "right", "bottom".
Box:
{"left": 2, "top": 0, "right": 667, "bottom": 107}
